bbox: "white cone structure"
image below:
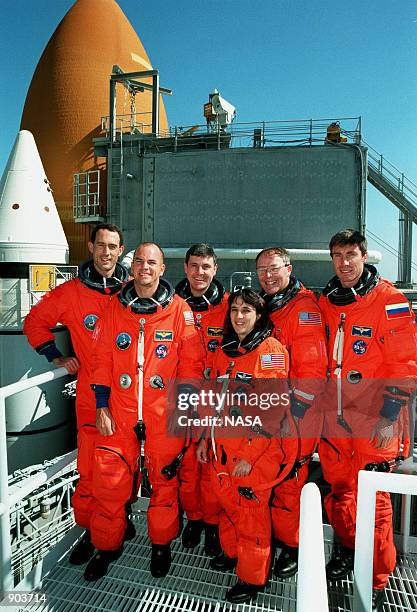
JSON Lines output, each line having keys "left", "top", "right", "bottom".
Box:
{"left": 0, "top": 130, "right": 68, "bottom": 263}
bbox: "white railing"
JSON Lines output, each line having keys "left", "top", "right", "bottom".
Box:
{"left": 353, "top": 469, "right": 417, "bottom": 612}
{"left": 297, "top": 482, "right": 329, "bottom": 612}
{"left": 0, "top": 368, "right": 70, "bottom": 594}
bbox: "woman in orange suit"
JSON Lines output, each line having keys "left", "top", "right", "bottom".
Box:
{"left": 197, "top": 288, "right": 291, "bottom": 604}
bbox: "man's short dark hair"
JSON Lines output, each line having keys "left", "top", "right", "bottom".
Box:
{"left": 256, "top": 247, "right": 290, "bottom": 266}
{"left": 185, "top": 243, "right": 217, "bottom": 265}
{"left": 329, "top": 229, "right": 367, "bottom": 256}
{"left": 90, "top": 223, "right": 124, "bottom": 246}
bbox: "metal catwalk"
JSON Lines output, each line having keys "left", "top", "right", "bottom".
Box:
{"left": 21, "top": 512, "right": 417, "bottom": 612}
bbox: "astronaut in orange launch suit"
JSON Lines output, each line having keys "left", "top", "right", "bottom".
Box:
{"left": 87, "top": 242, "right": 205, "bottom": 581}
{"left": 256, "top": 247, "right": 327, "bottom": 579}
{"left": 175, "top": 243, "right": 228, "bottom": 556}
{"left": 24, "top": 224, "right": 127, "bottom": 565}
{"left": 197, "top": 289, "right": 291, "bottom": 604}
{"left": 318, "top": 229, "right": 417, "bottom": 611}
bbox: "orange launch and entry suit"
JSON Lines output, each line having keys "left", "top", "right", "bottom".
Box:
{"left": 23, "top": 260, "right": 128, "bottom": 530}
{"left": 209, "top": 327, "right": 290, "bottom": 585}
{"left": 318, "top": 265, "right": 417, "bottom": 589}
{"left": 263, "top": 278, "right": 327, "bottom": 548}
{"left": 175, "top": 278, "right": 229, "bottom": 524}
{"left": 91, "top": 279, "right": 205, "bottom": 551}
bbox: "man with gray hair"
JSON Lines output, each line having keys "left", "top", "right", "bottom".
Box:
{"left": 256, "top": 246, "right": 327, "bottom": 579}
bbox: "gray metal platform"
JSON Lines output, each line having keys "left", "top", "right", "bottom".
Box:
{"left": 21, "top": 512, "right": 417, "bottom": 612}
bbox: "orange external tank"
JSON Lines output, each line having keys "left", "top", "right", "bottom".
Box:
{"left": 21, "top": 0, "right": 168, "bottom": 263}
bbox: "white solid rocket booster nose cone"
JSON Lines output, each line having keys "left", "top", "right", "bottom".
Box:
{"left": 0, "top": 130, "right": 68, "bottom": 264}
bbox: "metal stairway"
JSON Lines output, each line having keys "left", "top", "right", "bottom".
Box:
{"left": 366, "top": 142, "right": 417, "bottom": 221}
{"left": 364, "top": 139, "right": 417, "bottom": 284}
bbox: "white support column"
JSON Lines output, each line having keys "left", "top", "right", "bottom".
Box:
{"left": 400, "top": 494, "right": 412, "bottom": 553}
{"left": 297, "top": 482, "right": 329, "bottom": 612}
{"left": 0, "top": 395, "right": 13, "bottom": 594}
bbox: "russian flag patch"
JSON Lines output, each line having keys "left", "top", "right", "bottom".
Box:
{"left": 385, "top": 302, "right": 410, "bottom": 320}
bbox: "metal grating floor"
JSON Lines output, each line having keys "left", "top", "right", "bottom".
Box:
{"left": 22, "top": 512, "right": 417, "bottom": 612}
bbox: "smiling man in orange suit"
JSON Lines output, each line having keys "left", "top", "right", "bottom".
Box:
{"left": 24, "top": 223, "right": 128, "bottom": 566}
{"left": 256, "top": 246, "right": 327, "bottom": 579}
{"left": 87, "top": 242, "right": 205, "bottom": 581}
{"left": 319, "top": 229, "right": 417, "bottom": 612}
{"left": 175, "top": 243, "right": 229, "bottom": 557}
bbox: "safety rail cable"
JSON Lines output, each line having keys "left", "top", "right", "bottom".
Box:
{"left": 297, "top": 482, "right": 329, "bottom": 612}
{"left": 354, "top": 469, "right": 417, "bottom": 612}
{"left": 0, "top": 367, "right": 70, "bottom": 594}
{"left": 100, "top": 115, "right": 362, "bottom": 144}
{"left": 366, "top": 229, "right": 417, "bottom": 275}
{"left": 364, "top": 139, "right": 417, "bottom": 212}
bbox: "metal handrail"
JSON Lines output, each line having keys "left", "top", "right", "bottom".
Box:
{"left": 0, "top": 367, "right": 70, "bottom": 594}
{"left": 99, "top": 115, "right": 362, "bottom": 145}
{"left": 363, "top": 138, "right": 417, "bottom": 210}
{"left": 7, "top": 449, "right": 77, "bottom": 509}
{"left": 297, "top": 483, "right": 329, "bottom": 612}
{"left": 354, "top": 469, "right": 417, "bottom": 612}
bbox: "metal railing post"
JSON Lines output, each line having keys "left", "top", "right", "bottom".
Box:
{"left": 297, "top": 483, "right": 329, "bottom": 612}
{"left": 400, "top": 494, "right": 412, "bottom": 553}
{"left": 151, "top": 73, "right": 160, "bottom": 137}
{"left": 109, "top": 79, "right": 117, "bottom": 144}
{"left": 0, "top": 395, "right": 13, "bottom": 594}
{"left": 353, "top": 470, "right": 417, "bottom": 612}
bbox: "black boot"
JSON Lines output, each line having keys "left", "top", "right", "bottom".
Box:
{"left": 226, "top": 580, "right": 262, "bottom": 604}
{"left": 124, "top": 517, "right": 136, "bottom": 541}
{"left": 326, "top": 544, "right": 355, "bottom": 580}
{"left": 68, "top": 530, "right": 95, "bottom": 565}
{"left": 181, "top": 519, "right": 204, "bottom": 548}
{"left": 204, "top": 523, "right": 221, "bottom": 557}
{"left": 274, "top": 545, "right": 298, "bottom": 579}
{"left": 372, "top": 588, "right": 385, "bottom": 612}
{"left": 210, "top": 552, "right": 237, "bottom": 572}
{"left": 150, "top": 543, "right": 171, "bottom": 578}
{"left": 83, "top": 547, "right": 123, "bottom": 581}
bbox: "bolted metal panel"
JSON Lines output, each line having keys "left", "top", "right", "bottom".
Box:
{"left": 114, "top": 144, "right": 365, "bottom": 287}
{"left": 151, "top": 146, "right": 362, "bottom": 247}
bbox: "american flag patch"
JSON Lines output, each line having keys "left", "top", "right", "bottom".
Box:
{"left": 183, "top": 310, "right": 195, "bottom": 326}
{"left": 385, "top": 302, "right": 410, "bottom": 320}
{"left": 299, "top": 311, "right": 322, "bottom": 326}
{"left": 260, "top": 353, "right": 285, "bottom": 369}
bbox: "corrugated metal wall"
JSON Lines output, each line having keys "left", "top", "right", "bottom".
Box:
{"left": 109, "top": 144, "right": 365, "bottom": 287}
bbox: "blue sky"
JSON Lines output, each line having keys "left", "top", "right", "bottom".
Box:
{"left": 1, "top": 0, "right": 416, "bottom": 280}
